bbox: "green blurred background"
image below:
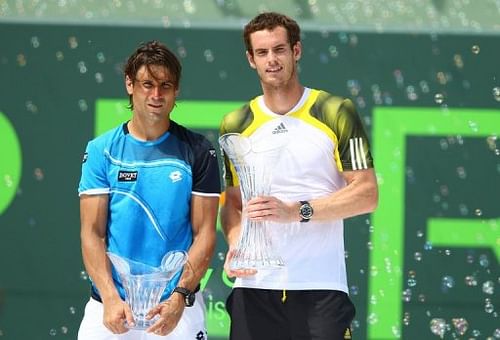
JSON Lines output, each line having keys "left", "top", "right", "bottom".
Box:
{"left": 0, "top": 1, "right": 499, "bottom": 339}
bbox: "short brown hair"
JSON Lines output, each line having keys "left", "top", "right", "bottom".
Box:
{"left": 124, "top": 40, "right": 181, "bottom": 109}
{"left": 243, "top": 12, "right": 301, "bottom": 55}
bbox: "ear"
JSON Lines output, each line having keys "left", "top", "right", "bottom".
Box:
{"left": 125, "top": 75, "right": 133, "bottom": 95}
{"left": 293, "top": 41, "right": 302, "bottom": 62}
{"left": 246, "top": 51, "right": 257, "bottom": 69}
{"left": 174, "top": 88, "right": 180, "bottom": 97}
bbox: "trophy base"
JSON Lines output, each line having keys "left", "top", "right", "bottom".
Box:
{"left": 230, "top": 258, "right": 285, "bottom": 271}
{"left": 125, "top": 316, "right": 159, "bottom": 330}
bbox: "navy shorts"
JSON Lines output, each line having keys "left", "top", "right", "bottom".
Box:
{"left": 226, "top": 288, "right": 355, "bottom": 340}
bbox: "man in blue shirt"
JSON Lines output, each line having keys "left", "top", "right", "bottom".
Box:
{"left": 78, "top": 40, "right": 221, "bottom": 339}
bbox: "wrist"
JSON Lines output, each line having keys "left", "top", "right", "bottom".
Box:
{"left": 298, "top": 200, "right": 314, "bottom": 222}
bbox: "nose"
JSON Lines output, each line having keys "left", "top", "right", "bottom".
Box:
{"left": 152, "top": 86, "right": 163, "bottom": 98}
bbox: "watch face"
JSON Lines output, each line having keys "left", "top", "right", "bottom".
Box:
{"left": 300, "top": 202, "right": 313, "bottom": 219}
{"left": 185, "top": 293, "right": 195, "bottom": 307}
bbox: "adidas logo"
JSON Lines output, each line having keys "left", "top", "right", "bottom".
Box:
{"left": 272, "top": 122, "right": 288, "bottom": 134}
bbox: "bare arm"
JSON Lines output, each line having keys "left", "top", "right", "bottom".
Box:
{"left": 147, "top": 194, "right": 219, "bottom": 335}
{"left": 246, "top": 168, "right": 378, "bottom": 222}
{"left": 80, "top": 194, "right": 134, "bottom": 333}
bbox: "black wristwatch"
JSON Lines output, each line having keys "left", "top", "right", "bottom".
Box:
{"left": 299, "top": 200, "right": 314, "bottom": 222}
{"left": 173, "top": 287, "right": 196, "bottom": 307}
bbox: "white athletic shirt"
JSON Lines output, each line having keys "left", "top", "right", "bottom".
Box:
{"left": 219, "top": 87, "right": 373, "bottom": 292}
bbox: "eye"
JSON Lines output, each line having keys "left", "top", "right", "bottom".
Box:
{"left": 255, "top": 50, "right": 267, "bottom": 57}
{"left": 161, "top": 82, "right": 173, "bottom": 90}
{"left": 142, "top": 81, "right": 153, "bottom": 89}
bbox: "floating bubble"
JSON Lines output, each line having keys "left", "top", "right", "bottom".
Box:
{"left": 25, "top": 100, "right": 38, "bottom": 113}
{"left": 493, "top": 328, "right": 500, "bottom": 337}
{"left": 96, "top": 52, "right": 106, "bottom": 63}
{"left": 485, "top": 298, "right": 495, "bottom": 313}
{"left": 442, "top": 275, "right": 455, "bottom": 289}
{"left": 367, "top": 313, "right": 378, "bottom": 325}
{"left": 424, "top": 241, "right": 433, "bottom": 251}
{"left": 203, "top": 49, "right": 214, "bottom": 63}
{"left": 465, "top": 275, "right": 478, "bottom": 286}
{"left": 418, "top": 294, "right": 426, "bottom": 302}
{"left": 78, "top": 99, "right": 88, "bottom": 112}
{"left": 474, "top": 208, "right": 483, "bottom": 216}
{"left": 402, "top": 288, "right": 412, "bottom": 302}
{"left": 453, "top": 54, "right": 464, "bottom": 69}
{"left": 34, "top": 168, "right": 44, "bottom": 181}
{"left": 80, "top": 271, "right": 89, "bottom": 281}
{"left": 456, "top": 166, "right": 467, "bottom": 179}
{"left": 95, "top": 72, "right": 104, "bottom": 83}
{"left": 407, "top": 278, "right": 417, "bottom": 287}
{"left": 367, "top": 241, "right": 373, "bottom": 250}
{"left": 452, "top": 318, "right": 469, "bottom": 335}
{"left": 31, "top": 36, "right": 40, "bottom": 48}
{"left": 430, "top": 318, "right": 447, "bottom": 338}
{"left": 68, "top": 36, "right": 78, "bottom": 49}
{"left": 479, "top": 254, "right": 489, "bottom": 267}
{"left": 217, "top": 252, "right": 225, "bottom": 261}
{"left": 403, "top": 312, "right": 411, "bottom": 325}
{"left": 414, "top": 252, "right": 422, "bottom": 261}
{"left": 17, "top": 54, "right": 27, "bottom": 67}
{"left": 493, "top": 87, "right": 500, "bottom": 102}
{"left": 350, "top": 285, "right": 359, "bottom": 295}
{"left": 55, "top": 51, "right": 64, "bottom": 61}
{"left": 328, "top": 45, "right": 339, "bottom": 58}
{"left": 434, "top": 93, "right": 445, "bottom": 104}
{"left": 471, "top": 45, "right": 480, "bottom": 54}
{"left": 49, "top": 329, "right": 57, "bottom": 336}
{"left": 77, "top": 61, "right": 87, "bottom": 74}
{"left": 482, "top": 280, "right": 494, "bottom": 295}
{"left": 60, "top": 326, "right": 68, "bottom": 334}
{"left": 69, "top": 306, "right": 76, "bottom": 314}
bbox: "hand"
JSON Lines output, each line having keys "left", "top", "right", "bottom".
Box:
{"left": 245, "top": 196, "right": 298, "bottom": 223}
{"left": 145, "top": 294, "right": 184, "bottom": 336}
{"left": 102, "top": 297, "right": 135, "bottom": 334}
{"left": 223, "top": 247, "right": 257, "bottom": 278}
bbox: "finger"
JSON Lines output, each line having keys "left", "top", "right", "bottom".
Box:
{"left": 123, "top": 306, "right": 135, "bottom": 328}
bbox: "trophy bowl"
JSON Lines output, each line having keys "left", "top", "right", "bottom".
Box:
{"left": 107, "top": 250, "right": 188, "bottom": 329}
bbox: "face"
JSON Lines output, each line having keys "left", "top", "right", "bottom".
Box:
{"left": 125, "top": 64, "right": 179, "bottom": 123}
{"left": 246, "top": 26, "right": 301, "bottom": 88}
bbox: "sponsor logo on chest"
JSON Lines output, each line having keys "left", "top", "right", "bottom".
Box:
{"left": 118, "top": 170, "right": 138, "bottom": 182}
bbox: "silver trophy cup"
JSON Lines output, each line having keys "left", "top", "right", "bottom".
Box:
{"left": 219, "top": 132, "right": 288, "bottom": 270}
{"left": 107, "top": 250, "right": 188, "bottom": 329}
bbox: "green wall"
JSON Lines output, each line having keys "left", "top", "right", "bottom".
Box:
{"left": 0, "top": 22, "right": 498, "bottom": 339}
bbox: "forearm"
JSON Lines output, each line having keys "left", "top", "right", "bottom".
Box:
{"left": 177, "top": 228, "right": 216, "bottom": 291}
{"left": 81, "top": 230, "right": 120, "bottom": 302}
{"left": 309, "top": 169, "right": 378, "bottom": 221}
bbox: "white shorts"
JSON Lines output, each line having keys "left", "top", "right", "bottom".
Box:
{"left": 78, "top": 292, "right": 207, "bottom": 340}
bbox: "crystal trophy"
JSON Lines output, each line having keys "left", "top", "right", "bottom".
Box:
{"left": 219, "top": 132, "right": 287, "bottom": 270}
{"left": 107, "top": 250, "right": 188, "bottom": 329}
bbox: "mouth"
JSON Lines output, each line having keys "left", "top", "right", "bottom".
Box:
{"left": 266, "top": 66, "right": 283, "bottom": 73}
{"left": 148, "top": 103, "right": 163, "bottom": 109}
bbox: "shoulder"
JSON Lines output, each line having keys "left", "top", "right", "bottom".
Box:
{"left": 170, "top": 120, "right": 212, "bottom": 148}
{"left": 313, "top": 90, "right": 353, "bottom": 112}
{"left": 220, "top": 102, "right": 254, "bottom": 134}
{"left": 87, "top": 124, "right": 125, "bottom": 149}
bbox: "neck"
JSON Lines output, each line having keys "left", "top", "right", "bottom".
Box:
{"left": 128, "top": 117, "right": 170, "bottom": 141}
{"left": 261, "top": 80, "right": 304, "bottom": 115}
